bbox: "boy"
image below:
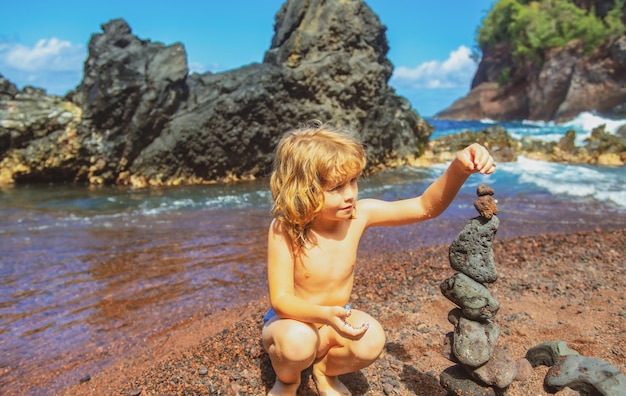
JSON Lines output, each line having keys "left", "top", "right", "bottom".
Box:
{"left": 262, "top": 121, "right": 496, "bottom": 395}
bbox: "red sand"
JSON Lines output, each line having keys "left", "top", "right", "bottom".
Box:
{"left": 53, "top": 227, "right": 626, "bottom": 396}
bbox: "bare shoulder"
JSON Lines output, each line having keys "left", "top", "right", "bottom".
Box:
{"left": 267, "top": 219, "right": 295, "bottom": 264}
{"left": 268, "top": 218, "right": 288, "bottom": 243}
{"left": 269, "top": 218, "right": 282, "bottom": 232}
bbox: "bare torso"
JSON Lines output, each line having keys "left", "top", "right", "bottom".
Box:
{"left": 292, "top": 216, "right": 366, "bottom": 307}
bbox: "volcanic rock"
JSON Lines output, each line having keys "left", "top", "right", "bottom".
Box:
{"left": 448, "top": 217, "right": 500, "bottom": 284}
{"left": 476, "top": 184, "right": 495, "bottom": 196}
{"left": 435, "top": 31, "right": 626, "bottom": 123}
{"left": 544, "top": 355, "right": 626, "bottom": 395}
{"left": 440, "top": 273, "right": 500, "bottom": 321}
{"left": 452, "top": 315, "right": 500, "bottom": 368}
{"left": 473, "top": 195, "right": 498, "bottom": 220}
{"left": 525, "top": 340, "right": 580, "bottom": 367}
{"left": 0, "top": 0, "right": 432, "bottom": 186}
{"left": 469, "top": 346, "right": 517, "bottom": 389}
{"left": 440, "top": 365, "right": 497, "bottom": 396}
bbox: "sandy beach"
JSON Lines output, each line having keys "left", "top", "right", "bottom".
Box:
{"left": 52, "top": 226, "right": 626, "bottom": 396}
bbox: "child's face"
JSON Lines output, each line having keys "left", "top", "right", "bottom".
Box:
{"left": 320, "top": 172, "right": 360, "bottom": 221}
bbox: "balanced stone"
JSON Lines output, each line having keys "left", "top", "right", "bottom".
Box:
{"left": 474, "top": 195, "right": 498, "bottom": 219}
{"left": 440, "top": 273, "right": 500, "bottom": 321}
{"left": 452, "top": 315, "right": 500, "bottom": 368}
{"left": 440, "top": 365, "right": 497, "bottom": 396}
{"left": 469, "top": 346, "right": 518, "bottom": 389}
{"left": 514, "top": 358, "right": 535, "bottom": 382}
{"left": 449, "top": 216, "right": 499, "bottom": 284}
{"left": 441, "top": 332, "right": 459, "bottom": 363}
{"left": 477, "top": 184, "right": 495, "bottom": 196}
{"left": 440, "top": 184, "right": 511, "bottom": 394}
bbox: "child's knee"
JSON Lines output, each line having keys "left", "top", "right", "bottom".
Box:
{"left": 275, "top": 323, "right": 318, "bottom": 362}
{"left": 370, "top": 321, "right": 387, "bottom": 354}
{"left": 356, "top": 320, "right": 386, "bottom": 360}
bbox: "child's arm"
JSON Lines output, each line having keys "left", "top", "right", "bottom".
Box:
{"left": 266, "top": 220, "right": 368, "bottom": 338}
{"left": 360, "top": 143, "right": 496, "bottom": 227}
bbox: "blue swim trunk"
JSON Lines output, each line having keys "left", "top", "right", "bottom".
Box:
{"left": 263, "top": 307, "right": 277, "bottom": 325}
{"left": 262, "top": 307, "right": 325, "bottom": 329}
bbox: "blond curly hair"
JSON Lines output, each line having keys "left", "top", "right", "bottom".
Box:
{"left": 270, "top": 121, "right": 366, "bottom": 249}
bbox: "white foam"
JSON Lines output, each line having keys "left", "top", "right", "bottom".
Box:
{"left": 520, "top": 119, "right": 555, "bottom": 127}
{"left": 508, "top": 130, "right": 565, "bottom": 143}
{"left": 510, "top": 157, "right": 626, "bottom": 208}
{"left": 596, "top": 190, "right": 626, "bottom": 208}
{"left": 563, "top": 112, "right": 626, "bottom": 134}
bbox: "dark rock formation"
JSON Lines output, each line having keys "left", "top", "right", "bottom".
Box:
{"left": 435, "top": 1, "right": 626, "bottom": 123}
{"left": 0, "top": 0, "right": 432, "bottom": 186}
{"left": 70, "top": 18, "right": 189, "bottom": 185}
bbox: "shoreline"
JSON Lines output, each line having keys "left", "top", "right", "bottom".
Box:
{"left": 52, "top": 227, "right": 626, "bottom": 396}
{"left": 4, "top": 187, "right": 625, "bottom": 396}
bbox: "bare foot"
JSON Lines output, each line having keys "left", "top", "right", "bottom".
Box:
{"left": 267, "top": 378, "right": 300, "bottom": 396}
{"left": 312, "top": 366, "right": 351, "bottom": 396}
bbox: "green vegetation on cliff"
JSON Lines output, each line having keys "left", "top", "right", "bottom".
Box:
{"left": 477, "top": 0, "right": 625, "bottom": 64}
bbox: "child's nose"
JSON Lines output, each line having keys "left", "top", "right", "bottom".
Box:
{"left": 344, "top": 185, "right": 357, "bottom": 200}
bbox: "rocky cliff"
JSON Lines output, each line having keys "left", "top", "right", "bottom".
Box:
{"left": 0, "top": 0, "right": 432, "bottom": 186}
{"left": 435, "top": 0, "right": 626, "bottom": 123}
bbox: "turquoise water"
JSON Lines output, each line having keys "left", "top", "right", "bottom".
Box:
{"left": 1, "top": 113, "right": 625, "bottom": 395}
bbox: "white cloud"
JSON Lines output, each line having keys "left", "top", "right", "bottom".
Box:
{"left": 391, "top": 45, "right": 477, "bottom": 90}
{"left": 188, "top": 61, "right": 226, "bottom": 75}
{"left": 188, "top": 61, "right": 207, "bottom": 74}
{"left": 1, "top": 38, "right": 85, "bottom": 72}
{"left": 0, "top": 38, "right": 85, "bottom": 94}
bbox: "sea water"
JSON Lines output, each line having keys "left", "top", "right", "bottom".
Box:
{"left": 1, "top": 112, "right": 625, "bottom": 394}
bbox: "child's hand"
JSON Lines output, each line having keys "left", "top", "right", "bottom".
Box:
{"left": 456, "top": 143, "right": 496, "bottom": 175}
{"left": 328, "top": 304, "right": 369, "bottom": 339}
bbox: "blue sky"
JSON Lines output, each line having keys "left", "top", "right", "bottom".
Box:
{"left": 0, "top": 0, "right": 496, "bottom": 117}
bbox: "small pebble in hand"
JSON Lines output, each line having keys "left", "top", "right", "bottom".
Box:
{"left": 342, "top": 304, "right": 368, "bottom": 330}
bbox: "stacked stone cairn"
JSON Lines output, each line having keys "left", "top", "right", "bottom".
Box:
{"left": 438, "top": 184, "right": 626, "bottom": 395}
{"left": 439, "top": 184, "right": 524, "bottom": 395}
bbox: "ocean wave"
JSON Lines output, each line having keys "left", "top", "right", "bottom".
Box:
{"left": 506, "top": 157, "right": 626, "bottom": 208}
{"left": 479, "top": 118, "right": 497, "bottom": 124}
{"left": 563, "top": 112, "right": 626, "bottom": 134}
{"left": 375, "top": 156, "right": 625, "bottom": 210}
{"left": 520, "top": 119, "right": 556, "bottom": 127}
{"left": 506, "top": 129, "right": 565, "bottom": 143}
{"left": 430, "top": 112, "right": 625, "bottom": 144}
